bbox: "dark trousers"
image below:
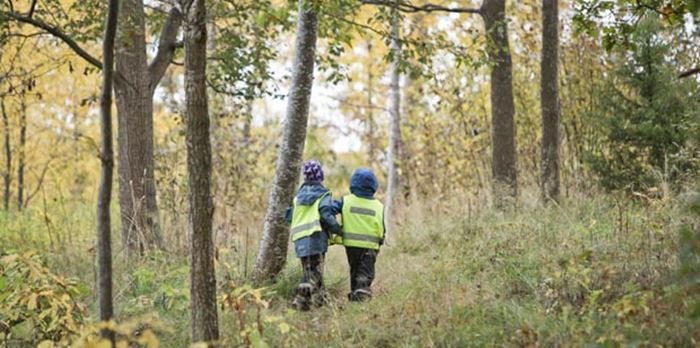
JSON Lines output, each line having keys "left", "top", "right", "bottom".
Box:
{"left": 299, "top": 254, "right": 324, "bottom": 294}
{"left": 345, "top": 247, "right": 378, "bottom": 297}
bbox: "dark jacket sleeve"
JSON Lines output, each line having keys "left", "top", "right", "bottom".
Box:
{"left": 319, "top": 194, "right": 341, "bottom": 234}
{"left": 331, "top": 197, "right": 343, "bottom": 215}
{"left": 285, "top": 205, "right": 293, "bottom": 225}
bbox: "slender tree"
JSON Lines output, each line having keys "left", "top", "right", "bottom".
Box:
{"left": 386, "top": 5, "right": 402, "bottom": 220}
{"left": 481, "top": 0, "right": 517, "bottom": 204}
{"left": 254, "top": 0, "right": 319, "bottom": 280}
{"left": 1, "top": 99, "right": 10, "bottom": 211}
{"left": 540, "top": 0, "right": 561, "bottom": 202}
{"left": 16, "top": 98, "right": 25, "bottom": 210}
{"left": 360, "top": 0, "right": 517, "bottom": 204}
{"left": 96, "top": 0, "right": 119, "bottom": 341}
{"left": 366, "top": 40, "right": 376, "bottom": 166}
{"left": 183, "top": 0, "right": 220, "bottom": 341}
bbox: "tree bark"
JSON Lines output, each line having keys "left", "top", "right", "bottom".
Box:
{"left": 16, "top": 99, "right": 25, "bottom": 211}
{"left": 1, "top": 99, "right": 10, "bottom": 211}
{"left": 540, "top": 0, "right": 561, "bottom": 203}
{"left": 481, "top": 0, "right": 517, "bottom": 204}
{"left": 184, "top": 0, "right": 220, "bottom": 342}
{"left": 254, "top": 0, "right": 319, "bottom": 281}
{"left": 366, "top": 40, "right": 376, "bottom": 166}
{"left": 114, "top": 1, "right": 181, "bottom": 253}
{"left": 386, "top": 6, "right": 402, "bottom": 218}
{"left": 96, "top": 0, "right": 119, "bottom": 341}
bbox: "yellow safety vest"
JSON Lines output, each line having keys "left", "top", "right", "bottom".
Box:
{"left": 341, "top": 194, "right": 384, "bottom": 250}
{"left": 290, "top": 192, "right": 329, "bottom": 242}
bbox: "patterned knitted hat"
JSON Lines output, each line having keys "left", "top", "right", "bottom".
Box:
{"left": 302, "top": 160, "right": 324, "bottom": 183}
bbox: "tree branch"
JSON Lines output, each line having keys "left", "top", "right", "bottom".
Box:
{"left": 28, "top": 0, "right": 38, "bottom": 18}
{"left": 147, "top": 7, "right": 183, "bottom": 92}
{"left": 360, "top": 0, "right": 480, "bottom": 14}
{"left": 23, "top": 157, "right": 53, "bottom": 209}
{"left": 679, "top": 67, "right": 700, "bottom": 78}
{"left": 0, "top": 11, "right": 103, "bottom": 69}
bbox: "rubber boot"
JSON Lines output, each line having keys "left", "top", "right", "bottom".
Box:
{"left": 292, "top": 282, "right": 313, "bottom": 311}
{"left": 348, "top": 288, "right": 372, "bottom": 302}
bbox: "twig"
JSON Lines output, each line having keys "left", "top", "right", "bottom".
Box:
{"left": 360, "top": 0, "right": 480, "bottom": 14}
{"left": 679, "top": 67, "right": 700, "bottom": 78}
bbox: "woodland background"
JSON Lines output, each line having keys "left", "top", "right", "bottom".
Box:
{"left": 1, "top": 0, "right": 700, "bottom": 346}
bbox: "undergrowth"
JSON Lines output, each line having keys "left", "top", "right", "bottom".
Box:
{"left": 1, "top": 190, "right": 699, "bottom": 347}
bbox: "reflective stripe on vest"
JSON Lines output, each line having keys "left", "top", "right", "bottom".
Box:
{"left": 341, "top": 194, "right": 384, "bottom": 250}
{"left": 290, "top": 192, "right": 329, "bottom": 242}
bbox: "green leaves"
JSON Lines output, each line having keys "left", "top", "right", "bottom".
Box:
{"left": 206, "top": 0, "right": 289, "bottom": 105}
{"left": 583, "top": 15, "right": 700, "bottom": 192}
{"left": 573, "top": 0, "right": 700, "bottom": 52}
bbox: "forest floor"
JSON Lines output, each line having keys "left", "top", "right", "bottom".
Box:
{"left": 2, "top": 189, "right": 699, "bottom": 347}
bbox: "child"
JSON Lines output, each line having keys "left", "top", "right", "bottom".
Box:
{"left": 334, "top": 168, "right": 386, "bottom": 301}
{"left": 287, "top": 160, "right": 341, "bottom": 311}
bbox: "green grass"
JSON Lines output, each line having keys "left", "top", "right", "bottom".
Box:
{"left": 1, "top": 191, "right": 698, "bottom": 347}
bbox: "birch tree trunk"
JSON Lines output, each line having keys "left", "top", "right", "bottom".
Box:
{"left": 114, "top": 0, "right": 181, "bottom": 253}
{"left": 96, "top": 0, "right": 119, "bottom": 341}
{"left": 16, "top": 99, "right": 25, "bottom": 210}
{"left": 481, "top": 0, "right": 517, "bottom": 205}
{"left": 540, "top": 0, "right": 561, "bottom": 203}
{"left": 386, "top": 6, "right": 402, "bottom": 219}
{"left": 366, "top": 40, "right": 376, "bottom": 166}
{"left": 254, "top": 0, "right": 319, "bottom": 281}
{"left": 184, "top": 0, "right": 220, "bottom": 341}
{"left": 1, "top": 99, "right": 10, "bottom": 211}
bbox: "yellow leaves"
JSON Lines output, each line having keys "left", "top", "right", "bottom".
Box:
{"left": 1, "top": 252, "right": 88, "bottom": 343}
{"left": 278, "top": 322, "right": 291, "bottom": 335}
{"left": 26, "top": 292, "right": 38, "bottom": 311}
{"left": 37, "top": 340, "right": 55, "bottom": 348}
{"left": 404, "top": 302, "right": 418, "bottom": 315}
{"left": 137, "top": 329, "right": 160, "bottom": 348}
{"left": 221, "top": 282, "right": 293, "bottom": 346}
{"left": 93, "top": 339, "right": 114, "bottom": 348}
{"left": 222, "top": 282, "right": 272, "bottom": 313}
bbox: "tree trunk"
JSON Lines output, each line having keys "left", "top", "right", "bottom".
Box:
{"left": 386, "top": 6, "right": 402, "bottom": 219}
{"left": 114, "top": 0, "right": 160, "bottom": 252}
{"left": 113, "top": 0, "right": 181, "bottom": 253}
{"left": 1, "top": 99, "right": 10, "bottom": 211}
{"left": 366, "top": 40, "right": 376, "bottom": 166}
{"left": 481, "top": 0, "right": 517, "bottom": 205}
{"left": 96, "top": 0, "right": 119, "bottom": 341}
{"left": 184, "top": 0, "right": 220, "bottom": 342}
{"left": 16, "top": 99, "right": 25, "bottom": 211}
{"left": 540, "top": 0, "right": 561, "bottom": 203}
{"left": 254, "top": 0, "right": 319, "bottom": 281}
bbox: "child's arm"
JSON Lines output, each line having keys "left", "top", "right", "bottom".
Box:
{"left": 319, "top": 195, "right": 341, "bottom": 234}
{"left": 331, "top": 198, "right": 343, "bottom": 215}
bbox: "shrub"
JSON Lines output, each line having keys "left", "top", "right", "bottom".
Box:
{"left": 585, "top": 16, "right": 700, "bottom": 192}
{"left": 0, "top": 251, "right": 87, "bottom": 345}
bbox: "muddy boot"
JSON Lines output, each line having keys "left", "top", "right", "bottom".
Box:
{"left": 292, "top": 295, "right": 310, "bottom": 311}
{"left": 349, "top": 288, "right": 372, "bottom": 302}
{"left": 292, "top": 282, "right": 313, "bottom": 311}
